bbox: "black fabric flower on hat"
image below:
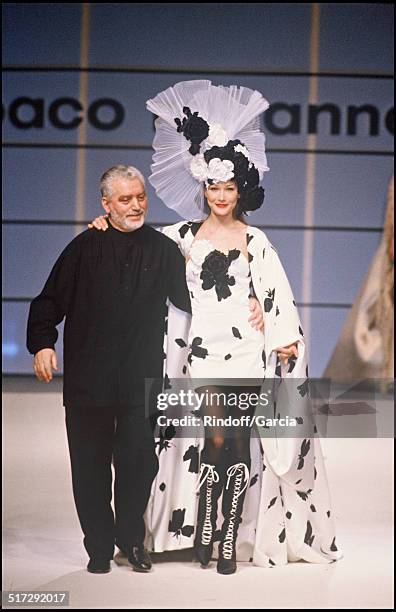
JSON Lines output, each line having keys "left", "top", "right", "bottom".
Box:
{"left": 239, "top": 185, "right": 265, "bottom": 212}
{"left": 200, "top": 249, "right": 240, "bottom": 301}
{"left": 204, "top": 139, "right": 236, "bottom": 163}
{"left": 244, "top": 165, "right": 260, "bottom": 189}
{"left": 232, "top": 153, "right": 250, "bottom": 185}
{"left": 174, "top": 107, "right": 209, "bottom": 156}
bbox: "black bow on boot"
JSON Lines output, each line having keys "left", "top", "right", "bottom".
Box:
{"left": 217, "top": 462, "right": 250, "bottom": 575}
{"left": 194, "top": 462, "right": 223, "bottom": 567}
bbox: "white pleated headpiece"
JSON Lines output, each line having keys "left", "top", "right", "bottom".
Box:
{"left": 146, "top": 80, "right": 270, "bottom": 220}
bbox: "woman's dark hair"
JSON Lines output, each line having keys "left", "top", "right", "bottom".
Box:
{"left": 234, "top": 201, "right": 248, "bottom": 223}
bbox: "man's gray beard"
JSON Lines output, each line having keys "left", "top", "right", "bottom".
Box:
{"left": 110, "top": 211, "right": 145, "bottom": 232}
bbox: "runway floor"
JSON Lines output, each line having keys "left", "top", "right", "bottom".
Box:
{"left": 3, "top": 378, "right": 394, "bottom": 609}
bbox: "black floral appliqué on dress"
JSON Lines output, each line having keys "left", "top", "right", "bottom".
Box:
{"left": 200, "top": 249, "right": 240, "bottom": 301}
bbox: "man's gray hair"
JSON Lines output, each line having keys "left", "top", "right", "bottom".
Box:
{"left": 100, "top": 165, "right": 146, "bottom": 198}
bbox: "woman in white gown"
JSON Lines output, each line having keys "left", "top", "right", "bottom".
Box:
{"left": 92, "top": 80, "right": 342, "bottom": 573}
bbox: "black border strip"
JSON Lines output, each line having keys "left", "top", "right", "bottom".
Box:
{"left": 2, "top": 66, "right": 394, "bottom": 79}
{"left": 2, "top": 143, "right": 393, "bottom": 156}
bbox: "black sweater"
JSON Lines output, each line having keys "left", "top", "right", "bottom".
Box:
{"left": 27, "top": 223, "right": 191, "bottom": 408}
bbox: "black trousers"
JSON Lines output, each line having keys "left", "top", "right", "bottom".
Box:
{"left": 65, "top": 404, "right": 159, "bottom": 561}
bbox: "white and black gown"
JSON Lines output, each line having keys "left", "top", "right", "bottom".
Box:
{"left": 144, "top": 221, "right": 343, "bottom": 568}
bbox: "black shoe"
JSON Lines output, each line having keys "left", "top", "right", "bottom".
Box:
{"left": 87, "top": 558, "right": 111, "bottom": 574}
{"left": 127, "top": 546, "right": 152, "bottom": 573}
{"left": 217, "top": 553, "right": 237, "bottom": 575}
{"left": 194, "top": 541, "right": 213, "bottom": 568}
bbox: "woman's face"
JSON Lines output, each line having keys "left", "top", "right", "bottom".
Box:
{"left": 204, "top": 180, "right": 239, "bottom": 218}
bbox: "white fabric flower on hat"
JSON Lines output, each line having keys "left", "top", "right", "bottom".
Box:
{"left": 207, "top": 158, "right": 235, "bottom": 183}
{"left": 206, "top": 123, "right": 228, "bottom": 148}
{"left": 190, "top": 154, "right": 209, "bottom": 182}
{"left": 234, "top": 143, "right": 251, "bottom": 161}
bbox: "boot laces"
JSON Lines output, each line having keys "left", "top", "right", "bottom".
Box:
{"left": 222, "top": 463, "right": 249, "bottom": 560}
{"left": 196, "top": 463, "right": 220, "bottom": 546}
